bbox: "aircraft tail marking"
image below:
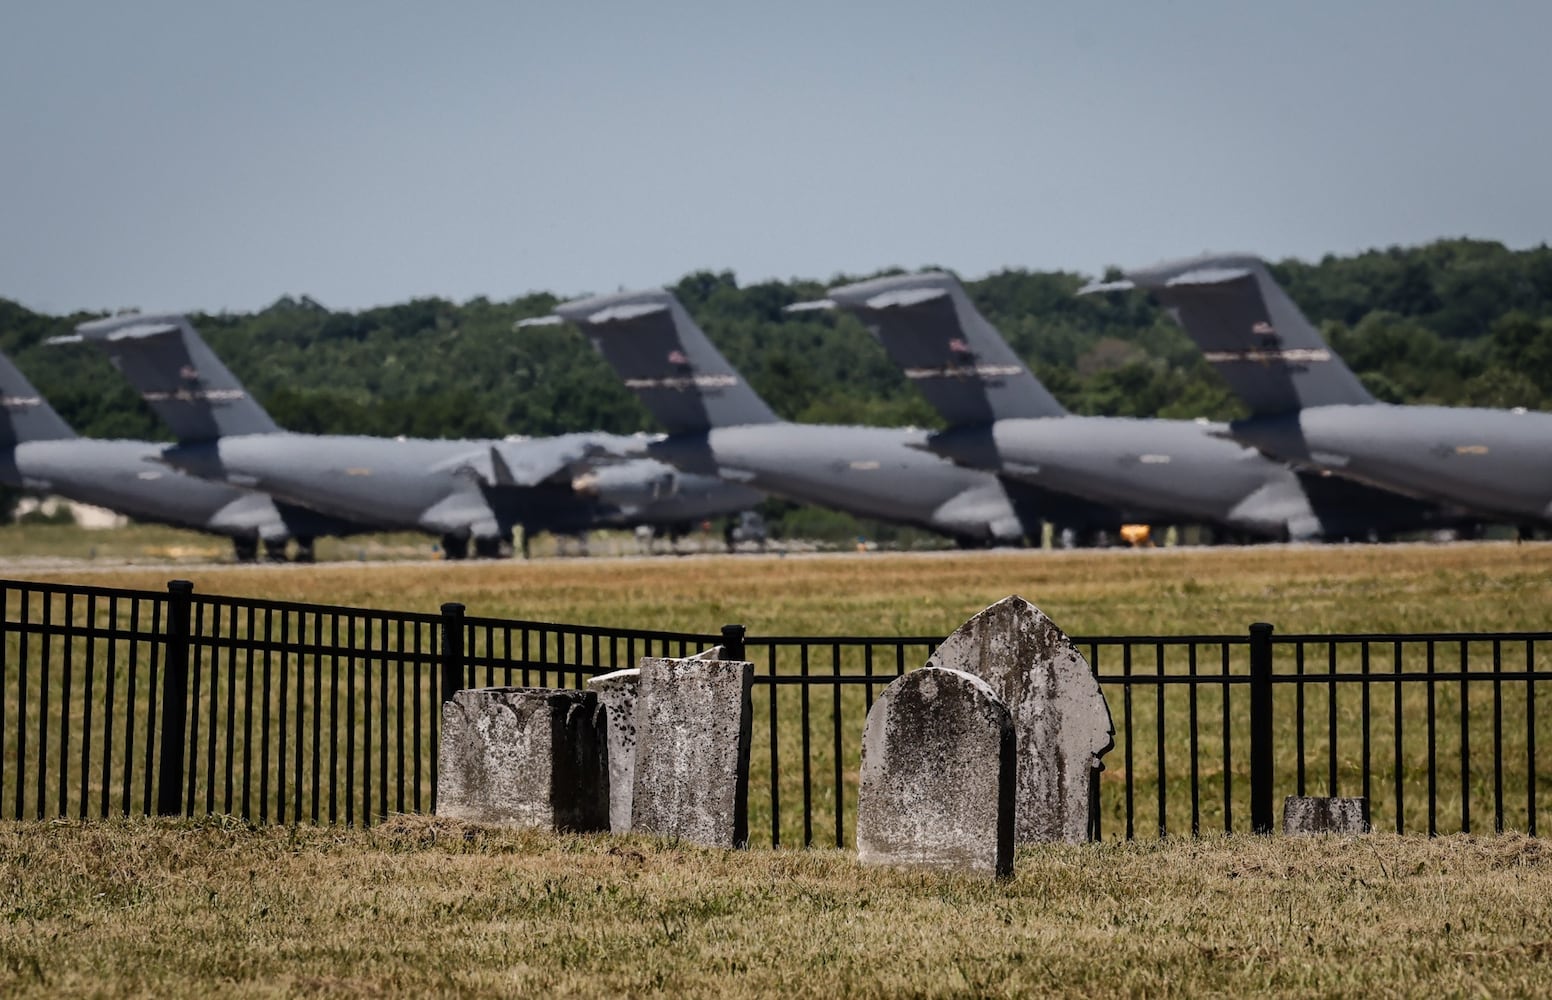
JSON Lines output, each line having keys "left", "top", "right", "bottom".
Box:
{"left": 823, "top": 272, "right": 1068, "bottom": 425}
{"left": 0, "top": 350, "right": 76, "bottom": 446}
{"left": 1089, "top": 253, "right": 1375, "bottom": 416}
{"left": 547, "top": 290, "right": 780, "bottom": 435}
{"left": 69, "top": 314, "right": 281, "bottom": 442}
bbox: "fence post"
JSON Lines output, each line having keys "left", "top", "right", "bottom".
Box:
{"left": 1249, "top": 621, "right": 1275, "bottom": 834}
{"left": 156, "top": 580, "right": 194, "bottom": 817}
{"left": 720, "top": 623, "right": 746, "bottom": 661}
{"left": 439, "top": 602, "right": 466, "bottom": 704}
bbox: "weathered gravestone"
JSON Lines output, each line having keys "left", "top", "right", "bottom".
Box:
{"left": 586, "top": 668, "right": 641, "bottom": 833}
{"left": 586, "top": 646, "right": 727, "bottom": 834}
{"left": 437, "top": 687, "right": 609, "bottom": 831}
{"left": 926, "top": 595, "right": 1114, "bottom": 843}
{"left": 1283, "top": 796, "right": 1370, "bottom": 836}
{"left": 631, "top": 651, "right": 754, "bottom": 848}
{"left": 856, "top": 666, "right": 1015, "bottom": 878}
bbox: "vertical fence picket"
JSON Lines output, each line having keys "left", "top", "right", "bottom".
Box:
{"left": 1249, "top": 623, "right": 1274, "bottom": 836}
{"left": 1394, "top": 640, "right": 1405, "bottom": 834}
{"left": 157, "top": 581, "right": 192, "bottom": 818}
{"left": 36, "top": 592, "right": 49, "bottom": 820}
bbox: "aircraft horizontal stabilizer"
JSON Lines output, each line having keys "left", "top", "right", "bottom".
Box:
{"left": 584, "top": 302, "right": 669, "bottom": 325}
{"left": 74, "top": 317, "right": 182, "bottom": 341}
{"left": 512, "top": 315, "right": 565, "bottom": 329}
{"left": 1075, "top": 279, "right": 1135, "bottom": 295}
{"left": 863, "top": 287, "right": 949, "bottom": 309}
{"left": 784, "top": 299, "right": 837, "bottom": 313}
{"left": 1160, "top": 266, "right": 1254, "bottom": 287}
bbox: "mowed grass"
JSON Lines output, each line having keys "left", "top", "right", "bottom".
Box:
{"left": 3, "top": 817, "right": 1552, "bottom": 997}
{"left": 10, "top": 538, "right": 1552, "bottom": 635}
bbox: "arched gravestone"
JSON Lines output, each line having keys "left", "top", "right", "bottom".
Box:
{"left": 926, "top": 595, "right": 1115, "bottom": 843}
{"left": 586, "top": 668, "right": 641, "bottom": 833}
{"left": 857, "top": 666, "right": 1015, "bottom": 877}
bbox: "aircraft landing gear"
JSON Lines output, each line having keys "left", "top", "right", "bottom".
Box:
{"left": 293, "top": 537, "right": 316, "bottom": 563}
{"left": 264, "top": 539, "right": 289, "bottom": 562}
{"left": 473, "top": 535, "right": 503, "bottom": 559}
{"left": 441, "top": 533, "right": 469, "bottom": 560}
{"left": 232, "top": 537, "right": 259, "bottom": 563}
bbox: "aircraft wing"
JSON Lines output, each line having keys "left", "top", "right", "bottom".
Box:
{"left": 479, "top": 434, "right": 644, "bottom": 488}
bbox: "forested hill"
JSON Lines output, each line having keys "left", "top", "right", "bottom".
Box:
{"left": 3, "top": 238, "right": 1552, "bottom": 444}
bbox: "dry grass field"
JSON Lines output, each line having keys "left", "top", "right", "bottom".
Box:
{"left": 7, "top": 535, "right": 1552, "bottom": 636}
{"left": 4, "top": 538, "right": 1552, "bottom": 994}
{"left": 3, "top": 817, "right": 1552, "bottom": 997}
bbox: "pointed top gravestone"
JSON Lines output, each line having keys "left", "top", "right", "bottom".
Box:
{"left": 926, "top": 595, "right": 1115, "bottom": 843}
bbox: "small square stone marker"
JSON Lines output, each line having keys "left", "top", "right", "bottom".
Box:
{"left": 437, "top": 687, "right": 609, "bottom": 832}
{"left": 1282, "top": 796, "right": 1370, "bottom": 835}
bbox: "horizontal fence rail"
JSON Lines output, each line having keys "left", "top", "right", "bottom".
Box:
{"left": 3, "top": 577, "right": 1550, "bottom": 847}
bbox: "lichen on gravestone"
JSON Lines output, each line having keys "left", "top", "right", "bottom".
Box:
{"left": 856, "top": 666, "right": 1015, "bottom": 878}
{"left": 586, "top": 668, "right": 641, "bottom": 833}
{"left": 630, "top": 653, "right": 754, "bottom": 848}
{"left": 436, "top": 687, "right": 609, "bottom": 832}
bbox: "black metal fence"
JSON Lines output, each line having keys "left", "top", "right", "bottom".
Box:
{"left": 3, "top": 576, "right": 1549, "bottom": 845}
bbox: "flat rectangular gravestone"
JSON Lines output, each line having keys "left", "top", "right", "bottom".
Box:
{"left": 926, "top": 595, "right": 1114, "bottom": 844}
{"left": 586, "top": 668, "right": 640, "bottom": 833}
{"left": 857, "top": 666, "right": 1015, "bottom": 878}
{"left": 631, "top": 652, "right": 754, "bottom": 848}
{"left": 1283, "top": 796, "right": 1370, "bottom": 836}
{"left": 437, "top": 687, "right": 609, "bottom": 832}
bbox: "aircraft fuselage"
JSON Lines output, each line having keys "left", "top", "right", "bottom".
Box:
{"left": 163, "top": 433, "right": 498, "bottom": 536}
{"left": 1233, "top": 404, "right": 1552, "bottom": 525}
{"left": 648, "top": 422, "right": 1029, "bottom": 541}
{"left": 929, "top": 417, "right": 1318, "bottom": 538}
{"left": 4, "top": 438, "right": 347, "bottom": 540}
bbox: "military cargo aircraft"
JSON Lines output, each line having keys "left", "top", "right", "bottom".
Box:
{"left": 1, "top": 349, "right": 365, "bottom": 560}
{"left": 804, "top": 272, "right": 1457, "bottom": 542}
{"left": 520, "top": 288, "right": 1125, "bottom": 545}
{"left": 1085, "top": 254, "right": 1546, "bottom": 531}
{"left": 61, "top": 314, "right": 761, "bottom": 557}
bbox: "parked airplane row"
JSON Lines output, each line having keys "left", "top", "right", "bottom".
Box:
{"left": 523, "top": 254, "right": 1548, "bottom": 544}
{"left": 4, "top": 253, "right": 1545, "bottom": 562}
{"left": 1, "top": 317, "right": 762, "bottom": 561}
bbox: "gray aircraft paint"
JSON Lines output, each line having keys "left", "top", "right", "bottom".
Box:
{"left": 64, "top": 314, "right": 758, "bottom": 542}
{"left": 820, "top": 272, "right": 1450, "bottom": 540}
{"left": 533, "top": 289, "right": 1060, "bottom": 542}
{"left": 0, "top": 349, "right": 363, "bottom": 545}
{"left": 1100, "top": 254, "right": 1552, "bottom": 525}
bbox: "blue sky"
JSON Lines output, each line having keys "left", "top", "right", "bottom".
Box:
{"left": 3, "top": 0, "right": 1548, "bottom": 313}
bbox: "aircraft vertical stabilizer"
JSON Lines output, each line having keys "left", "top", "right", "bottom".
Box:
{"left": 547, "top": 290, "right": 780, "bottom": 434}
{"left": 0, "top": 350, "right": 76, "bottom": 446}
{"left": 1087, "top": 254, "right": 1375, "bottom": 417}
{"left": 822, "top": 272, "right": 1067, "bottom": 426}
{"left": 66, "top": 314, "right": 282, "bottom": 443}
